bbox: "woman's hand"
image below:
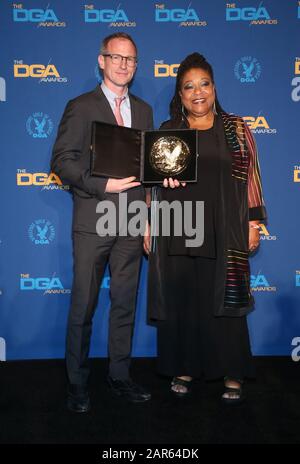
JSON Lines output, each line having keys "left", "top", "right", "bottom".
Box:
{"left": 249, "top": 222, "right": 260, "bottom": 253}
{"left": 163, "top": 178, "right": 186, "bottom": 188}
{"left": 143, "top": 220, "right": 151, "bottom": 255}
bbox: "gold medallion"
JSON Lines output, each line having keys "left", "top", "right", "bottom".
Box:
{"left": 149, "top": 136, "right": 190, "bottom": 176}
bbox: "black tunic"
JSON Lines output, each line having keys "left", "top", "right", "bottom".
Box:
{"left": 162, "top": 123, "right": 219, "bottom": 258}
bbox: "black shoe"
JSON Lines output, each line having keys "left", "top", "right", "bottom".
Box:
{"left": 107, "top": 376, "right": 151, "bottom": 403}
{"left": 67, "top": 385, "right": 90, "bottom": 413}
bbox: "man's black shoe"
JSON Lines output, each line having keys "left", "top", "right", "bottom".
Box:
{"left": 107, "top": 376, "right": 151, "bottom": 403}
{"left": 67, "top": 385, "right": 90, "bottom": 413}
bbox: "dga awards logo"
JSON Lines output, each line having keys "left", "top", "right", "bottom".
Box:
{"left": 226, "top": 2, "right": 277, "bottom": 25}
{"left": 12, "top": 4, "right": 66, "bottom": 27}
{"left": 20, "top": 273, "right": 71, "bottom": 294}
{"left": 26, "top": 112, "right": 53, "bottom": 138}
{"left": 155, "top": 3, "right": 207, "bottom": 27}
{"left": 0, "top": 76, "right": 6, "bottom": 102}
{"left": 16, "top": 169, "right": 69, "bottom": 191}
{"left": 14, "top": 60, "right": 67, "bottom": 83}
{"left": 251, "top": 273, "right": 276, "bottom": 292}
{"left": 28, "top": 219, "right": 55, "bottom": 245}
{"left": 154, "top": 61, "right": 179, "bottom": 77}
{"left": 0, "top": 338, "right": 6, "bottom": 362}
{"left": 258, "top": 223, "right": 277, "bottom": 241}
{"left": 243, "top": 115, "right": 277, "bottom": 135}
{"left": 294, "top": 165, "right": 300, "bottom": 182}
{"left": 84, "top": 4, "right": 136, "bottom": 27}
{"left": 234, "top": 56, "right": 261, "bottom": 83}
{"left": 291, "top": 58, "right": 300, "bottom": 102}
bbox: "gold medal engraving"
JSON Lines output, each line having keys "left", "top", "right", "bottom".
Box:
{"left": 150, "top": 136, "right": 190, "bottom": 176}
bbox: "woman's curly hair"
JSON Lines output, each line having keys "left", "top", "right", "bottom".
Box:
{"left": 170, "top": 52, "right": 224, "bottom": 122}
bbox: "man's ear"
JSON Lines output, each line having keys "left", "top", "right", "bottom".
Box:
{"left": 98, "top": 55, "right": 104, "bottom": 70}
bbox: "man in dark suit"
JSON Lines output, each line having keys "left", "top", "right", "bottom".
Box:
{"left": 51, "top": 32, "right": 153, "bottom": 412}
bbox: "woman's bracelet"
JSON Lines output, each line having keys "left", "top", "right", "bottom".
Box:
{"left": 249, "top": 224, "right": 260, "bottom": 229}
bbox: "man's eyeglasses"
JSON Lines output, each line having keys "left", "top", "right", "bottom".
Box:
{"left": 103, "top": 53, "right": 137, "bottom": 67}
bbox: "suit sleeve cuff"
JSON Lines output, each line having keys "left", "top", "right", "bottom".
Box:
{"left": 86, "top": 176, "right": 108, "bottom": 199}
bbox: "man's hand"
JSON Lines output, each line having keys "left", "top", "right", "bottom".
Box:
{"left": 105, "top": 176, "right": 141, "bottom": 193}
{"left": 163, "top": 178, "right": 186, "bottom": 188}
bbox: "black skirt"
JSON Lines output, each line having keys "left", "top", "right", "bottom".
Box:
{"left": 156, "top": 254, "right": 254, "bottom": 380}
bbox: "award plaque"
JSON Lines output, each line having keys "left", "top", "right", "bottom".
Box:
{"left": 90, "top": 121, "right": 198, "bottom": 183}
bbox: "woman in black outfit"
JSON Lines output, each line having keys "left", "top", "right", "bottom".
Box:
{"left": 145, "top": 53, "right": 266, "bottom": 403}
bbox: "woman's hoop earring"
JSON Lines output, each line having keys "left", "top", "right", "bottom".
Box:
{"left": 213, "top": 101, "right": 218, "bottom": 115}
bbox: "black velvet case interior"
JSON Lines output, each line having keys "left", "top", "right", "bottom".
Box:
{"left": 91, "top": 121, "right": 198, "bottom": 183}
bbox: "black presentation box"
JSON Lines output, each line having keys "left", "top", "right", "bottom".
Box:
{"left": 90, "top": 121, "right": 198, "bottom": 184}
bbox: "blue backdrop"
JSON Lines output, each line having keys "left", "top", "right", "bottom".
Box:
{"left": 1, "top": 0, "right": 299, "bottom": 361}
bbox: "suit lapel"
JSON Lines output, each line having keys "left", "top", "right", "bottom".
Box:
{"left": 129, "top": 94, "right": 138, "bottom": 129}
{"left": 93, "top": 86, "right": 117, "bottom": 124}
